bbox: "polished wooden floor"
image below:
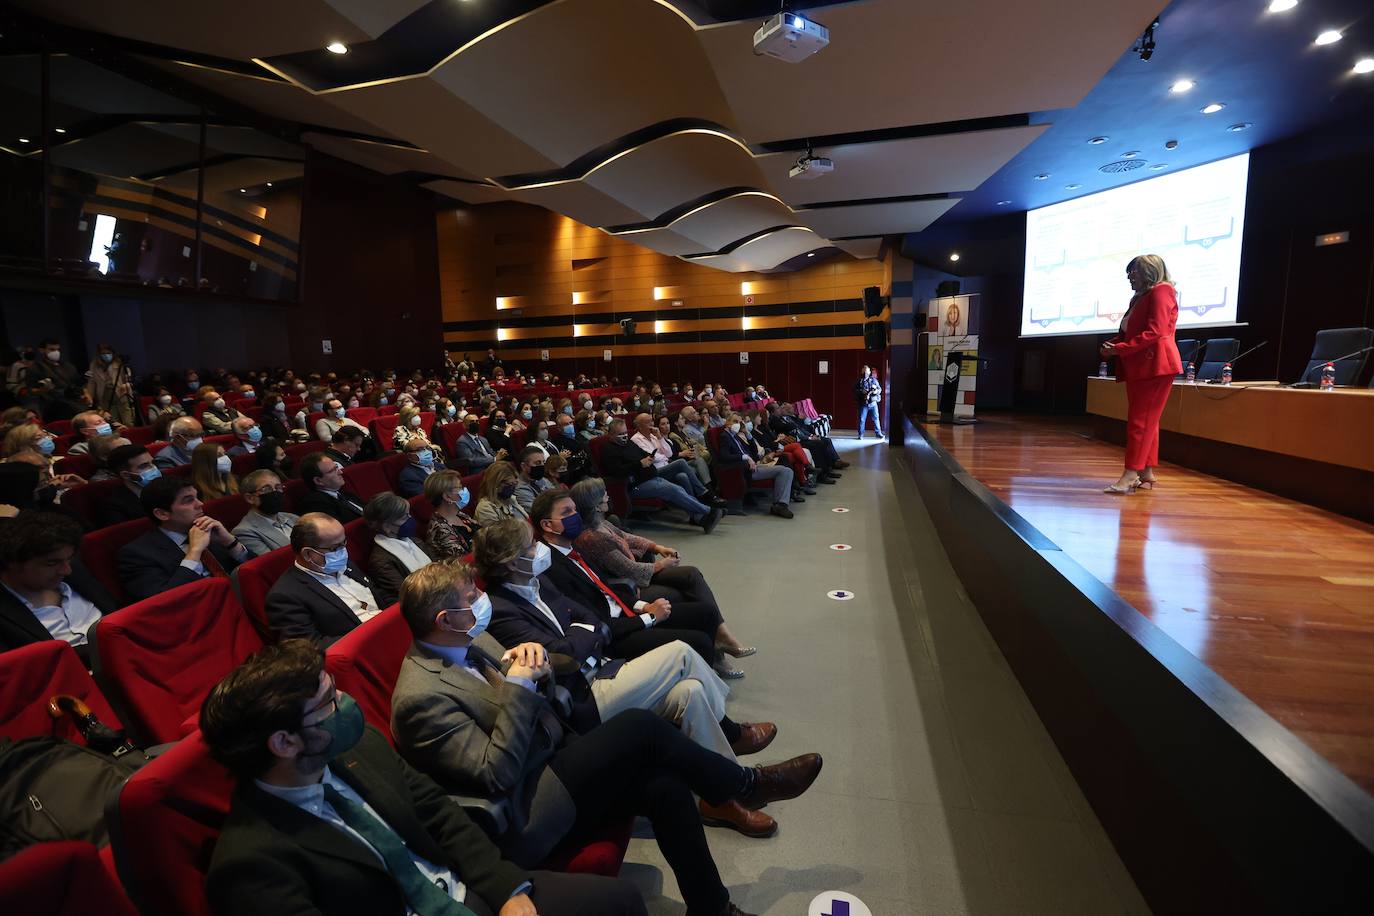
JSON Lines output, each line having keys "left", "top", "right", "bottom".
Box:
{"left": 924, "top": 413, "right": 1374, "bottom": 796}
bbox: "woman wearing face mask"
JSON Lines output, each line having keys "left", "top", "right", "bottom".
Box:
{"left": 473, "top": 462, "right": 527, "bottom": 527}
{"left": 146, "top": 387, "right": 185, "bottom": 425}
{"left": 509, "top": 402, "right": 533, "bottom": 434}
{"left": 191, "top": 442, "right": 239, "bottom": 499}
{"left": 257, "top": 394, "right": 293, "bottom": 442}
{"left": 1, "top": 422, "right": 60, "bottom": 464}
{"left": 747, "top": 408, "right": 815, "bottom": 500}
{"left": 574, "top": 409, "right": 598, "bottom": 445}
{"left": 423, "top": 469, "right": 478, "bottom": 559}
{"left": 662, "top": 414, "right": 711, "bottom": 487}
{"left": 363, "top": 492, "right": 438, "bottom": 608}
{"left": 433, "top": 397, "right": 460, "bottom": 428}
{"left": 392, "top": 405, "right": 434, "bottom": 452}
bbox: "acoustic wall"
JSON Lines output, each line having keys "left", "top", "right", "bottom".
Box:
{"left": 436, "top": 202, "right": 896, "bottom": 423}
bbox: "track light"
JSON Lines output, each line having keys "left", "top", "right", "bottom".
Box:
{"left": 1133, "top": 19, "right": 1159, "bottom": 61}
{"left": 326, "top": 41, "right": 348, "bottom": 54}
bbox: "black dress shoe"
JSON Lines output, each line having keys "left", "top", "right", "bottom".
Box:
{"left": 698, "top": 507, "right": 723, "bottom": 533}
{"left": 819, "top": 475, "right": 838, "bottom": 485}
{"left": 709, "top": 496, "right": 729, "bottom": 508}
{"left": 770, "top": 503, "right": 793, "bottom": 519}
{"left": 790, "top": 492, "right": 806, "bottom": 503}
{"left": 802, "top": 486, "right": 818, "bottom": 495}
{"left": 741, "top": 753, "right": 823, "bottom": 809}
{"left": 832, "top": 460, "right": 851, "bottom": 469}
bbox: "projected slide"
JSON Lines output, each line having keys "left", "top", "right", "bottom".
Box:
{"left": 1021, "top": 153, "right": 1249, "bottom": 338}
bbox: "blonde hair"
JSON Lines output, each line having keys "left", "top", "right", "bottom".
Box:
{"left": 191, "top": 442, "right": 237, "bottom": 498}
{"left": 1128, "top": 254, "right": 1174, "bottom": 290}
{"left": 477, "top": 461, "right": 517, "bottom": 503}
{"left": 2, "top": 423, "right": 49, "bottom": 459}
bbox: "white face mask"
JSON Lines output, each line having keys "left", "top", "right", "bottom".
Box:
{"left": 410, "top": 415, "right": 422, "bottom": 427}
{"left": 450, "top": 592, "right": 492, "bottom": 638}
{"left": 515, "top": 541, "right": 552, "bottom": 578}
{"left": 728, "top": 423, "right": 741, "bottom": 434}
{"left": 213, "top": 398, "right": 225, "bottom": 410}
{"left": 46, "top": 349, "right": 61, "bottom": 362}
{"left": 216, "top": 455, "right": 231, "bottom": 474}
{"left": 184, "top": 436, "right": 203, "bottom": 451}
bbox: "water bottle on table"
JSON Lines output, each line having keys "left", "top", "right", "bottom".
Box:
{"left": 1221, "top": 363, "right": 1233, "bottom": 386}
{"left": 1098, "top": 361, "right": 1108, "bottom": 379}
{"left": 1185, "top": 363, "right": 1196, "bottom": 383}
{"left": 1320, "top": 362, "right": 1336, "bottom": 391}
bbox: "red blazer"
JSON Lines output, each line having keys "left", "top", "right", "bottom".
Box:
{"left": 1110, "top": 284, "right": 1183, "bottom": 382}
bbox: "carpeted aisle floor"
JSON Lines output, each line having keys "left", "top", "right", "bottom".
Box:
{"left": 613, "top": 434, "right": 1151, "bottom": 915}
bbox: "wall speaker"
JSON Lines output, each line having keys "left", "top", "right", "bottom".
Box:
{"left": 936, "top": 280, "right": 961, "bottom": 298}
{"left": 618, "top": 318, "right": 637, "bottom": 337}
{"left": 862, "top": 286, "right": 884, "bottom": 318}
{"left": 864, "top": 320, "right": 888, "bottom": 351}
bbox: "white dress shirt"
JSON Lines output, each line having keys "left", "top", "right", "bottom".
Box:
{"left": 548, "top": 543, "right": 649, "bottom": 624}
{"left": 375, "top": 536, "right": 431, "bottom": 574}
{"left": 630, "top": 431, "right": 673, "bottom": 469}
{"left": 254, "top": 767, "right": 469, "bottom": 912}
{"left": 295, "top": 562, "right": 379, "bottom": 622}
{"left": 3, "top": 581, "right": 102, "bottom": 647}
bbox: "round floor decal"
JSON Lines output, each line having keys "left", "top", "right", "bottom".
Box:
{"left": 829, "top": 544, "right": 852, "bottom": 551}
{"left": 831, "top": 507, "right": 850, "bottom": 513}
{"left": 826, "top": 589, "right": 856, "bottom": 601}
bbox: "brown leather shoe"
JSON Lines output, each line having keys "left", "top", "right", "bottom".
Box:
{"left": 730, "top": 722, "right": 777, "bottom": 756}
{"left": 699, "top": 798, "right": 777, "bottom": 838}
{"left": 740, "top": 753, "right": 823, "bottom": 810}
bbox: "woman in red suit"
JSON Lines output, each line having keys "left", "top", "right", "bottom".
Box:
{"left": 1100, "top": 254, "right": 1183, "bottom": 494}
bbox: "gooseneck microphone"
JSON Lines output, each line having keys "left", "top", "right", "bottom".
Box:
{"left": 1289, "top": 345, "right": 1374, "bottom": 388}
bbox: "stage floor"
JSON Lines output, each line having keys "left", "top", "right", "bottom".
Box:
{"left": 921, "top": 413, "right": 1374, "bottom": 796}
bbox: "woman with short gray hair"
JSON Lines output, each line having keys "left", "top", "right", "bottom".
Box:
{"left": 364, "top": 491, "right": 436, "bottom": 607}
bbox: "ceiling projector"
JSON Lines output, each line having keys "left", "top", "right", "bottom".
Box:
{"left": 789, "top": 154, "right": 834, "bottom": 180}
{"left": 754, "top": 12, "right": 830, "bottom": 62}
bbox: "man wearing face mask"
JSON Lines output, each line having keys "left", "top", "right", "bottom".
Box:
{"left": 512, "top": 446, "right": 553, "bottom": 515}
{"left": 456, "top": 416, "right": 502, "bottom": 472}
{"left": 201, "top": 393, "right": 241, "bottom": 435}
{"left": 226, "top": 416, "right": 264, "bottom": 456}
{"left": 629, "top": 413, "right": 716, "bottom": 506}
{"left": 97, "top": 444, "right": 162, "bottom": 526}
{"left": 65, "top": 410, "right": 117, "bottom": 456}
{"left": 266, "top": 513, "right": 380, "bottom": 647}
{"left": 232, "top": 470, "right": 301, "bottom": 557}
{"left": 315, "top": 398, "right": 370, "bottom": 443}
{"left": 296, "top": 453, "right": 366, "bottom": 524}
{"left": 118, "top": 477, "right": 248, "bottom": 603}
{"left": 154, "top": 416, "right": 205, "bottom": 469}
{"left": 28, "top": 338, "right": 83, "bottom": 417}
{"left": 599, "top": 419, "right": 723, "bottom": 534}
{"left": 201, "top": 640, "right": 646, "bottom": 916}
{"left": 397, "top": 439, "right": 438, "bottom": 499}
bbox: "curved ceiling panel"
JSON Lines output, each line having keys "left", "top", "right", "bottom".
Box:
{"left": 506, "top": 182, "right": 650, "bottom": 230}
{"left": 834, "top": 238, "right": 884, "bottom": 260}
{"left": 428, "top": 0, "right": 735, "bottom": 165}
{"left": 698, "top": 0, "right": 1163, "bottom": 142}
{"left": 666, "top": 193, "right": 797, "bottom": 252}
{"left": 322, "top": 0, "right": 431, "bottom": 39}
{"left": 799, "top": 199, "right": 962, "bottom": 239}
{"left": 619, "top": 228, "right": 709, "bottom": 258}
{"left": 420, "top": 179, "right": 511, "bottom": 205}
{"left": 303, "top": 133, "right": 458, "bottom": 175}
{"left": 727, "top": 227, "right": 824, "bottom": 273}
{"left": 757, "top": 124, "right": 1051, "bottom": 206}
{"left": 581, "top": 129, "right": 764, "bottom": 221}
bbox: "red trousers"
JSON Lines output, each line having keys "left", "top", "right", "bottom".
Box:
{"left": 1123, "top": 375, "right": 1173, "bottom": 471}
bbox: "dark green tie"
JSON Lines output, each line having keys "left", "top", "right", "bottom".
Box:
{"left": 322, "top": 784, "right": 477, "bottom": 916}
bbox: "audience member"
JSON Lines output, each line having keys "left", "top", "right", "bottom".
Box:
{"left": 315, "top": 397, "right": 369, "bottom": 443}
{"left": 422, "top": 469, "right": 477, "bottom": 559}
{"left": 225, "top": 416, "right": 263, "bottom": 457}
{"left": 145, "top": 388, "right": 183, "bottom": 425}
{"left": 455, "top": 415, "right": 502, "bottom": 471}
{"left": 97, "top": 444, "right": 159, "bottom": 526}
{"left": 599, "top": 418, "right": 722, "bottom": 534}
{"left": 153, "top": 416, "right": 204, "bottom": 468}
{"left": 768, "top": 401, "right": 847, "bottom": 480}
{"left": 117, "top": 476, "right": 248, "bottom": 602}
{"left": 397, "top": 438, "right": 437, "bottom": 499}
{"left": 512, "top": 445, "right": 553, "bottom": 514}
{"left": 84, "top": 345, "right": 135, "bottom": 426}
{"left": 393, "top": 405, "right": 432, "bottom": 452}
{"left": 484, "top": 409, "right": 515, "bottom": 457}
{"left": 295, "top": 453, "right": 365, "bottom": 523}
{"left": 2, "top": 422, "right": 56, "bottom": 461}
{"left": 86, "top": 434, "right": 131, "bottom": 480}
{"left": 630, "top": 413, "right": 715, "bottom": 504}
{"left": 265, "top": 513, "right": 379, "bottom": 646}
{"left": 255, "top": 437, "right": 291, "bottom": 479}
{"left": 663, "top": 413, "right": 710, "bottom": 486}
{"left": 231, "top": 469, "right": 300, "bottom": 557}
{"left": 191, "top": 442, "right": 238, "bottom": 500}
{"left": 364, "top": 492, "right": 437, "bottom": 608}
{"left": 201, "top": 392, "right": 240, "bottom": 435}
{"left": 65, "top": 411, "right": 115, "bottom": 455}
{"left": 257, "top": 394, "right": 293, "bottom": 441}
{"left": 324, "top": 426, "right": 364, "bottom": 468}
{"left": 717, "top": 413, "right": 794, "bottom": 519}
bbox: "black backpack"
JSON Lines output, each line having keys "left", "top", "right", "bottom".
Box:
{"left": 0, "top": 735, "right": 149, "bottom": 861}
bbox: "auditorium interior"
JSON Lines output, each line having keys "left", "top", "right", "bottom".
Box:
{"left": 1, "top": 1, "right": 1373, "bottom": 914}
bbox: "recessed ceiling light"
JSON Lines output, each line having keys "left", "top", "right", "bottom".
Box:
{"left": 266, "top": 181, "right": 273, "bottom": 187}
{"left": 54, "top": 127, "right": 66, "bottom": 134}
{"left": 1033, "top": 173, "right": 1050, "bottom": 181}
{"left": 1201, "top": 102, "right": 1226, "bottom": 114}
{"left": 1088, "top": 136, "right": 1109, "bottom": 145}
{"left": 1149, "top": 163, "right": 1169, "bottom": 171}
{"left": 239, "top": 188, "right": 247, "bottom": 193}
{"left": 949, "top": 253, "right": 960, "bottom": 262}
{"left": 1314, "top": 30, "right": 1342, "bottom": 46}
{"left": 806, "top": 252, "right": 815, "bottom": 257}
{"left": 1170, "top": 79, "right": 1195, "bottom": 94}
{"left": 1356, "top": 58, "right": 1374, "bottom": 74}
{"left": 1065, "top": 183, "right": 1082, "bottom": 190}
{"left": 996, "top": 200, "right": 1012, "bottom": 206}
{"left": 1164, "top": 139, "right": 1179, "bottom": 150}
{"left": 326, "top": 41, "right": 348, "bottom": 54}
{"left": 1121, "top": 150, "right": 1141, "bottom": 158}
{"left": 1268, "top": 0, "right": 1298, "bottom": 12}
{"left": 1227, "top": 122, "right": 1252, "bottom": 132}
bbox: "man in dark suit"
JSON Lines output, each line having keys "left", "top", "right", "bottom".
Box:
{"left": 600, "top": 419, "right": 722, "bottom": 533}
{"left": 456, "top": 418, "right": 502, "bottom": 471}
{"left": 391, "top": 562, "right": 822, "bottom": 916}
{"left": 0, "top": 511, "right": 117, "bottom": 664}
{"left": 97, "top": 444, "right": 161, "bottom": 528}
{"left": 396, "top": 438, "right": 436, "bottom": 499}
{"left": 767, "top": 402, "right": 847, "bottom": 479}
{"left": 265, "top": 513, "right": 379, "bottom": 647}
{"left": 116, "top": 476, "right": 248, "bottom": 603}
{"left": 295, "top": 452, "right": 365, "bottom": 523}
{"left": 324, "top": 426, "right": 364, "bottom": 468}
{"left": 200, "top": 639, "right": 646, "bottom": 916}
{"left": 484, "top": 410, "right": 514, "bottom": 457}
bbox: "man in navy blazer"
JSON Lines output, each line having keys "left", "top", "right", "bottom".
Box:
{"left": 116, "top": 476, "right": 247, "bottom": 603}
{"left": 265, "top": 513, "right": 380, "bottom": 647}
{"left": 396, "top": 438, "right": 436, "bottom": 498}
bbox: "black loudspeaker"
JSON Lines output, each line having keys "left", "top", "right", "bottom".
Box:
{"left": 936, "top": 280, "right": 961, "bottom": 298}
{"left": 862, "top": 286, "right": 884, "bottom": 317}
{"left": 864, "top": 321, "right": 888, "bottom": 351}
{"left": 618, "top": 318, "right": 636, "bottom": 337}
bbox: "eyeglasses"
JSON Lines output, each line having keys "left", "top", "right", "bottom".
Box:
{"left": 253, "top": 485, "right": 285, "bottom": 495}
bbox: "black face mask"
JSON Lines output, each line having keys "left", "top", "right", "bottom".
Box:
{"left": 528, "top": 465, "right": 546, "bottom": 480}
{"left": 258, "top": 491, "right": 285, "bottom": 515}
{"left": 467, "top": 421, "right": 481, "bottom": 434}
{"left": 491, "top": 418, "right": 506, "bottom": 430}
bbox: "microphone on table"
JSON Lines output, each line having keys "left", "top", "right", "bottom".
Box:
{"left": 1288, "top": 345, "right": 1374, "bottom": 388}
{"left": 1202, "top": 340, "right": 1267, "bottom": 383}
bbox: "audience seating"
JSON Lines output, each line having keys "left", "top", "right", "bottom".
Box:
{"left": 461, "top": 470, "right": 485, "bottom": 495}
{"left": 60, "top": 478, "right": 125, "bottom": 528}
{"left": 379, "top": 451, "right": 411, "bottom": 491}
{"left": 0, "top": 640, "right": 124, "bottom": 743}
{"left": 47, "top": 418, "right": 73, "bottom": 435}
{"left": 0, "top": 841, "right": 139, "bottom": 916}
{"left": 283, "top": 477, "right": 308, "bottom": 511}
{"left": 408, "top": 493, "right": 433, "bottom": 538}
{"left": 706, "top": 426, "right": 775, "bottom": 504}
{"left": 439, "top": 421, "right": 465, "bottom": 458}
{"left": 345, "top": 407, "right": 377, "bottom": 426}
{"left": 283, "top": 438, "right": 327, "bottom": 464}
{"left": 233, "top": 545, "right": 294, "bottom": 640}
{"left": 54, "top": 453, "right": 95, "bottom": 477}
{"left": 89, "top": 578, "right": 265, "bottom": 745}
{"left": 121, "top": 425, "right": 157, "bottom": 445}
{"left": 79, "top": 517, "right": 153, "bottom": 606}
{"left": 344, "top": 517, "right": 372, "bottom": 572}
{"left": 584, "top": 434, "right": 664, "bottom": 519}
{"left": 228, "top": 452, "right": 257, "bottom": 477}
{"left": 202, "top": 494, "right": 249, "bottom": 531}
{"left": 342, "top": 460, "right": 391, "bottom": 502}
{"left": 106, "top": 730, "right": 234, "bottom": 916}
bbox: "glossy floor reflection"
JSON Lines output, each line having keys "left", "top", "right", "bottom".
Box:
{"left": 926, "top": 414, "right": 1374, "bottom": 795}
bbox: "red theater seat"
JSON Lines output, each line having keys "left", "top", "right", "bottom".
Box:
{"left": 121, "top": 425, "right": 156, "bottom": 445}
{"left": 380, "top": 451, "right": 410, "bottom": 491}
{"left": 409, "top": 493, "right": 433, "bottom": 538}
{"left": 285, "top": 438, "right": 328, "bottom": 465}
{"left": 0, "top": 841, "right": 139, "bottom": 916}
{"left": 370, "top": 415, "right": 401, "bottom": 449}
{"left": 79, "top": 517, "right": 153, "bottom": 606}
{"left": 440, "top": 421, "right": 465, "bottom": 459}
{"left": 283, "top": 477, "right": 308, "bottom": 508}
{"left": 54, "top": 453, "right": 95, "bottom": 478}
{"left": 705, "top": 426, "right": 769, "bottom": 503}
{"left": 346, "top": 407, "right": 377, "bottom": 426}
{"left": 46, "top": 418, "right": 74, "bottom": 435}
{"left": 228, "top": 452, "right": 256, "bottom": 477}
{"left": 0, "top": 641, "right": 123, "bottom": 742}
{"left": 60, "top": 478, "right": 125, "bottom": 529}
{"left": 107, "top": 730, "right": 231, "bottom": 916}
{"left": 344, "top": 517, "right": 372, "bottom": 572}
{"left": 89, "top": 578, "right": 264, "bottom": 745}
{"left": 342, "top": 459, "right": 391, "bottom": 501}
{"left": 585, "top": 435, "right": 663, "bottom": 518}
{"left": 234, "top": 545, "right": 294, "bottom": 640}
{"left": 202, "top": 494, "right": 249, "bottom": 530}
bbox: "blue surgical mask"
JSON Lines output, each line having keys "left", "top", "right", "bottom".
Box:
{"left": 446, "top": 405, "right": 457, "bottom": 416}
{"left": 397, "top": 517, "right": 418, "bottom": 539}
{"left": 318, "top": 546, "right": 349, "bottom": 574}
{"left": 334, "top": 407, "right": 346, "bottom": 418}
{"left": 745, "top": 421, "right": 754, "bottom": 432}
{"left": 562, "top": 423, "right": 575, "bottom": 438}
{"left": 449, "top": 487, "right": 470, "bottom": 509}
{"left": 184, "top": 437, "right": 203, "bottom": 452}
{"left": 216, "top": 455, "right": 232, "bottom": 474}
{"left": 187, "top": 381, "right": 199, "bottom": 391}
{"left": 37, "top": 437, "right": 55, "bottom": 456}
{"left": 451, "top": 592, "right": 492, "bottom": 638}
{"left": 416, "top": 450, "right": 434, "bottom": 468}
{"left": 137, "top": 466, "right": 162, "bottom": 486}
{"left": 378, "top": 397, "right": 388, "bottom": 406}
{"left": 247, "top": 425, "right": 263, "bottom": 442}
{"left": 94, "top": 422, "right": 112, "bottom": 437}
{"left": 562, "top": 406, "right": 573, "bottom": 416}
{"left": 100, "top": 352, "right": 113, "bottom": 363}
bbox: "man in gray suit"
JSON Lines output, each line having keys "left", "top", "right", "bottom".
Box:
{"left": 455, "top": 418, "right": 504, "bottom": 471}
{"left": 391, "top": 561, "right": 823, "bottom": 916}
{"left": 231, "top": 469, "right": 300, "bottom": 557}
{"left": 153, "top": 416, "right": 204, "bottom": 468}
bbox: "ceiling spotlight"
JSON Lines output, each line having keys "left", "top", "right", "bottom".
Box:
{"left": 1315, "top": 30, "right": 1342, "bottom": 46}
{"left": 1088, "top": 136, "right": 1109, "bottom": 145}
{"left": 806, "top": 252, "right": 815, "bottom": 257}
{"left": 239, "top": 188, "right": 247, "bottom": 193}
{"left": 266, "top": 181, "right": 273, "bottom": 187}
{"left": 17, "top": 137, "right": 29, "bottom": 143}
{"left": 1121, "top": 150, "right": 1141, "bottom": 158}
{"left": 949, "top": 253, "right": 960, "bottom": 262}
{"left": 996, "top": 200, "right": 1012, "bottom": 206}
{"left": 1033, "top": 173, "right": 1050, "bottom": 181}
{"left": 1356, "top": 58, "right": 1374, "bottom": 74}
{"left": 1133, "top": 18, "right": 1159, "bottom": 61}
{"left": 326, "top": 41, "right": 348, "bottom": 54}
{"left": 1065, "top": 183, "right": 1082, "bottom": 190}
{"left": 1149, "top": 163, "right": 1169, "bottom": 170}
{"left": 1164, "top": 139, "right": 1180, "bottom": 150}
{"left": 54, "top": 127, "right": 66, "bottom": 134}
{"left": 1227, "top": 122, "right": 1252, "bottom": 132}
{"left": 1170, "top": 79, "right": 1195, "bottom": 93}
{"left": 1268, "top": 0, "right": 1298, "bottom": 12}
{"left": 1201, "top": 102, "right": 1226, "bottom": 114}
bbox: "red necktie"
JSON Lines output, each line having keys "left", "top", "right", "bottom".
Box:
{"left": 200, "top": 548, "right": 228, "bottom": 579}
{"left": 569, "top": 549, "right": 635, "bottom": 617}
